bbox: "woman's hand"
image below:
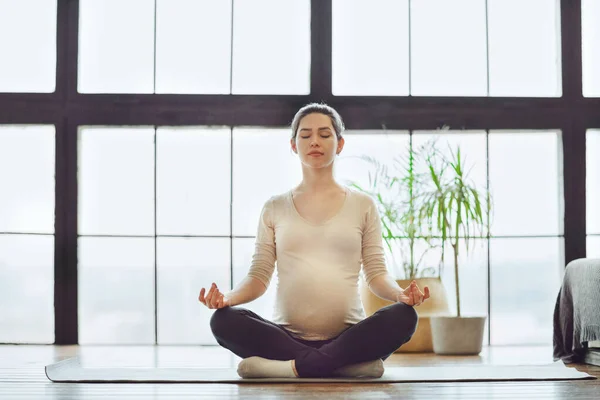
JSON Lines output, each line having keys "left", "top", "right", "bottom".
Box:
{"left": 396, "top": 280, "right": 430, "bottom": 307}
{"left": 198, "top": 282, "right": 231, "bottom": 309}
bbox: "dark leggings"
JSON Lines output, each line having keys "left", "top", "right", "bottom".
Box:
{"left": 210, "top": 302, "right": 418, "bottom": 378}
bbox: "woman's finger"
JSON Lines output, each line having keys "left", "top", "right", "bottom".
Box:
{"left": 205, "top": 291, "right": 214, "bottom": 307}
{"left": 205, "top": 284, "right": 216, "bottom": 306}
{"left": 206, "top": 283, "right": 216, "bottom": 298}
{"left": 198, "top": 288, "right": 206, "bottom": 304}
{"left": 423, "top": 286, "right": 430, "bottom": 300}
{"left": 412, "top": 290, "right": 420, "bottom": 305}
{"left": 212, "top": 289, "right": 224, "bottom": 308}
{"left": 211, "top": 290, "right": 222, "bottom": 308}
{"left": 412, "top": 285, "right": 420, "bottom": 304}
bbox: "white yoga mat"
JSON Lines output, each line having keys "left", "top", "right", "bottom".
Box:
{"left": 45, "top": 357, "right": 595, "bottom": 383}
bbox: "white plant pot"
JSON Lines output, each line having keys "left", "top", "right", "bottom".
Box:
{"left": 430, "top": 316, "right": 486, "bottom": 355}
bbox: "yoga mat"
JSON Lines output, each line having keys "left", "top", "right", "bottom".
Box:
{"left": 45, "top": 357, "right": 595, "bottom": 383}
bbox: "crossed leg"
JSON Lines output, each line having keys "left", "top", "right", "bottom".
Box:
{"left": 210, "top": 302, "right": 418, "bottom": 378}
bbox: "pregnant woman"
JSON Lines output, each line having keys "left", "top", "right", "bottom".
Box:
{"left": 199, "top": 103, "right": 430, "bottom": 379}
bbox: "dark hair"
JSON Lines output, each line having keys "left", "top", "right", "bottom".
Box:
{"left": 291, "top": 103, "right": 345, "bottom": 140}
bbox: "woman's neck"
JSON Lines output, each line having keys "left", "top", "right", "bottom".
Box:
{"left": 296, "top": 167, "right": 342, "bottom": 194}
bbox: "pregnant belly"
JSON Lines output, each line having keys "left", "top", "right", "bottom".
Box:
{"left": 276, "top": 277, "right": 356, "bottom": 339}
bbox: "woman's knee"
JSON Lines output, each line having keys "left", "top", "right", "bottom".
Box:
{"left": 209, "top": 307, "right": 237, "bottom": 337}
{"left": 388, "top": 302, "right": 418, "bottom": 334}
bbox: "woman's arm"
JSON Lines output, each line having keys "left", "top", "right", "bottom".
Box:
{"left": 369, "top": 274, "right": 430, "bottom": 306}
{"left": 368, "top": 274, "right": 404, "bottom": 302}
{"left": 361, "top": 197, "right": 398, "bottom": 300}
{"left": 225, "top": 276, "right": 268, "bottom": 306}
{"left": 227, "top": 197, "right": 276, "bottom": 306}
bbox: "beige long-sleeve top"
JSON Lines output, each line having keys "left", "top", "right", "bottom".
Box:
{"left": 247, "top": 186, "right": 389, "bottom": 341}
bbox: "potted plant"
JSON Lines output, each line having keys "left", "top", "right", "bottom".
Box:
{"left": 417, "top": 133, "right": 491, "bottom": 355}
{"left": 345, "top": 139, "right": 451, "bottom": 352}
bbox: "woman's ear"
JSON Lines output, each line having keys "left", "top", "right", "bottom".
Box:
{"left": 337, "top": 137, "right": 345, "bottom": 154}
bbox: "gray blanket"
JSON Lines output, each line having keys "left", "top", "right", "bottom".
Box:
{"left": 553, "top": 258, "right": 600, "bottom": 363}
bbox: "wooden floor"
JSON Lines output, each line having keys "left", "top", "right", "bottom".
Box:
{"left": 1, "top": 345, "right": 598, "bottom": 399}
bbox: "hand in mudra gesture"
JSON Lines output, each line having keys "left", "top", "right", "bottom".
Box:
{"left": 198, "top": 282, "right": 231, "bottom": 309}
{"left": 396, "top": 280, "right": 430, "bottom": 306}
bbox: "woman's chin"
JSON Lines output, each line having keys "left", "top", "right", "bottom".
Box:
{"left": 302, "top": 160, "right": 333, "bottom": 169}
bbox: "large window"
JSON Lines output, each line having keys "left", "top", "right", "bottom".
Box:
{"left": 488, "top": 131, "right": 563, "bottom": 345}
{"left": 78, "top": 0, "right": 311, "bottom": 94}
{"left": 73, "top": 127, "right": 564, "bottom": 345}
{"left": 0, "top": 126, "right": 55, "bottom": 343}
{"left": 332, "top": 0, "right": 561, "bottom": 97}
{"left": 0, "top": 1, "right": 595, "bottom": 346}
{"left": 340, "top": 130, "right": 563, "bottom": 345}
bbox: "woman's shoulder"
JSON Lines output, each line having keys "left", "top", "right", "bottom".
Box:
{"left": 261, "top": 190, "right": 292, "bottom": 210}
{"left": 346, "top": 186, "right": 376, "bottom": 209}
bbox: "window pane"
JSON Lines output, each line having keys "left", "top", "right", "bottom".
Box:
{"left": 157, "top": 238, "right": 230, "bottom": 345}
{"left": 587, "top": 236, "right": 600, "bottom": 258}
{"left": 332, "top": 0, "right": 409, "bottom": 96}
{"left": 0, "top": 0, "right": 57, "bottom": 93}
{"left": 155, "top": 0, "right": 231, "bottom": 94}
{"left": 587, "top": 130, "right": 600, "bottom": 234}
{"left": 490, "top": 237, "right": 563, "bottom": 345}
{"left": 0, "top": 235, "right": 54, "bottom": 343}
{"left": 0, "top": 126, "right": 55, "bottom": 233}
{"left": 78, "top": 0, "right": 154, "bottom": 93}
{"left": 414, "top": 238, "right": 489, "bottom": 342}
{"left": 489, "top": 131, "right": 562, "bottom": 236}
{"left": 411, "top": 0, "right": 487, "bottom": 96}
{"left": 157, "top": 127, "right": 230, "bottom": 236}
{"left": 583, "top": 0, "right": 600, "bottom": 97}
{"left": 488, "top": 0, "right": 561, "bottom": 97}
{"left": 440, "top": 239, "right": 488, "bottom": 324}
{"left": 412, "top": 130, "right": 488, "bottom": 213}
{"left": 233, "top": 238, "right": 278, "bottom": 320}
{"left": 232, "top": 128, "right": 302, "bottom": 236}
{"left": 79, "top": 127, "right": 155, "bottom": 236}
{"left": 78, "top": 237, "right": 155, "bottom": 344}
{"left": 335, "top": 131, "right": 409, "bottom": 196}
{"left": 232, "top": 0, "right": 310, "bottom": 94}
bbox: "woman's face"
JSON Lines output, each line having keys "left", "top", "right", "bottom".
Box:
{"left": 291, "top": 113, "right": 344, "bottom": 168}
